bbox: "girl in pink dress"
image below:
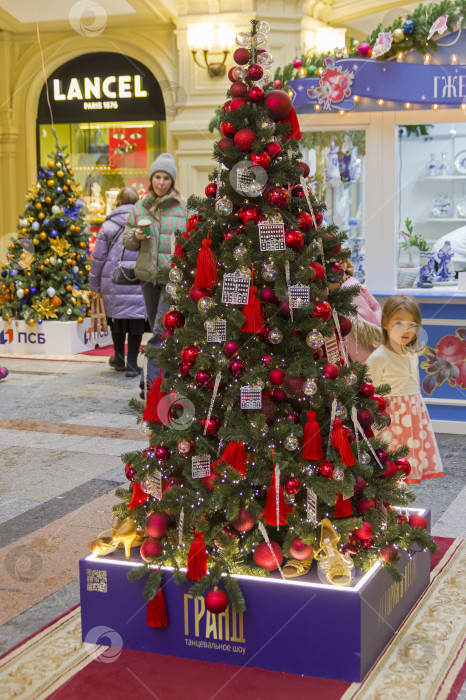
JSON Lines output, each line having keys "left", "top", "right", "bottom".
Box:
{"left": 366, "top": 295, "right": 444, "bottom": 484}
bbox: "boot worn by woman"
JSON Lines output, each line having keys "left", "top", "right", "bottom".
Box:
{"left": 126, "top": 333, "right": 142, "bottom": 377}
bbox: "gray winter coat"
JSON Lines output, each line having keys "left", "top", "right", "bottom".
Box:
{"left": 89, "top": 204, "right": 147, "bottom": 320}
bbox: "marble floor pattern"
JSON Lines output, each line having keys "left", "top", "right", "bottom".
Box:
{"left": 0, "top": 355, "right": 465, "bottom": 692}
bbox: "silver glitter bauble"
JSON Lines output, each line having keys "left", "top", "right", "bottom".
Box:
{"left": 47, "top": 287, "right": 55, "bottom": 297}
{"left": 235, "top": 32, "right": 252, "bottom": 48}
{"left": 284, "top": 435, "right": 299, "bottom": 451}
{"left": 230, "top": 66, "right": 247, "bottom": 81}
{"left": 257, "top": 51, "right": 273, "bottom": 69}
{"left": 261, "top": 261, "right": 278, "bottom": 282}
{"left": 303, "top": 378, "right": 317, "bottom": 396}
{"left": 306, "top": 330, "right": 324, "bottom": 349}
{"left": 256, "top": 21, "right": 270, "bottom": 34}
{"left": 198, "top": 296, "right": 214, "bottom": 313}
{"left": 215, "top": 196, "right": 233, "bottom": 214}
{"left": 169, "top": 267, "right": 183, "bottom": 283}
{"left": 333, "top": 469, "right": 344, "bottom": 481}
{"left": 233, "top": 244, "right": 247, "bottom": 260}
{"left": 165, "top": 283, "right": 177, "bottom": 298}
{"left": 66, "top": 308, "right": 72, "bottom": 315}
{"left": 52, "top": 205, "right": 60, "bottom": 215}
{"left": 346, "top": 372, "right": 358, "bottom": 385}
{"left": 252, "top": 32, "right": 268, "bottom": 48}
{"left": 260, "top": 118, "right": 276, "bottom": 133}
{"left": 360, "top": 452, "right": 371, "bottom": 465}
{"left": 335, "top": 403, "right": 348, "bottom": 420}
{"left": 177, "top": 439, "right": 193, "bottom": 454}
{"left": 268, "top": 328, "right": 283, "bottom": 345}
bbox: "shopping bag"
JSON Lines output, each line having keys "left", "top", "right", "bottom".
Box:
{"left": 90, "top": 294, "right": 108, "bottom": 333}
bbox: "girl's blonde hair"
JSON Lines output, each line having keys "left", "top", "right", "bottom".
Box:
{"left": 382, "top": 295, "right": 422, "bottom": 349}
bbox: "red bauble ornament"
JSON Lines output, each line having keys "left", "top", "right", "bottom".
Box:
{"left": 312, "top": 211, "right": 324, "bottom": 227}
{"left": 220, "top": 121, "right": 236, "bottom": 138}
{"left": 230, "top": 81, "right": 247, "bottom": 98}
{"left": 162, "top": 476, "right": 182, "bottom": 492}
{"left": 273, "top": 79, "right": 283, "bottom": 87}
{"left": 358, "top": 42, "right": 372, "bottom": 57}
{"left": 125, "top": 464, "right": 136, "bottom": 481}
{"left": 284, "top": 477, "right": 300, "bottom": 494}
{"left": 323, "top": 362, "right": 340, "bottom": 380}
{"left": 233, "top": 47, "right": 250, "bottom": 65}
{"left": 329, "top": 261, "right": 344, "bottom": 277}
{"left": 358, "top": 498, "right": 375, "bottom": 514}
{"left": 186, "top": 214, "right": 200, "bottom": 231}
{"left": 309, "top": 261, "right": 325, "bottom": 280}
{"left": 222, "top": 100, "right": 232, "bottom": 111}
{"left": 179, "top": 362, "right": 191, "bottom": 377}
{"left": 359, "top": 382, "right": 375, "bottom": 398}
{"left": 316, "top": 459, "right": 335, "bottom": 479}
{"left": 217, "top": 137, "right": 235, "bottom": 152}
{"left": 283, "top": 376, "right": 304, "bottom": 396}
{"left": 189, "top": 286, "right": 211, "bottom": 303}
{"left": 205, "top": 182, "right": 217, "bottom": 198}
{"left": 202, "top": 415, "right": 221, "bottom": 437}
{"left": 266, "top": 141, "right": 282, "bottom": 159}
{"left": 264, "top": 89, "right": 292, "bottom": 120}
{"left": 279, "top": 300, "right": 291, "bottom": 319}
{"left": 163, "top": 309, "right": 185, "bottom": 331}
{"left": 342, "top": 534, "right": 362, "bottom": 555}
{"left": 234, "top": 128, "right": 256, "bottom": 152}
{"left": 181, "top": 344, "right": 200, "bottom": 366}
{"left": 372, "top": 394, "right": 387, "bottom": 412}
{"left": 230, "top": 97, "right": 247, "bottom": 110}
{"left": 223, "top": 340, "right": 240, "bottom": 357}
{"left": 273, "top": 388, "right": 288, "bottom": 403}
{"left": 140, "top": 537, "right": 163, "bottom": 562}
{"left": 382, "top": 461, "right": 398, "bottom": 478}
{"left": 195, "top": 369, "right": 212, "bottom": 386}
{"left": 338, "top": 317, "right": 352, "bottom": 337}
{"left": 291, "top": 185, "right": 305, "bottom": 197}
{"left": 354, "top": 521, "right": 373, "bottom": 540}
{"left": 230, "top": 358, "right": 246, "bottom": 376}
{"left": 285, "top": 229, "right": 304, "bottom": 250}
{"left": 267, "top": 186, "right": 289, "bottom": 208}
{"left": 289, "top": 536, "right": 313, "bottom": 560}
{"left": 141, "top": 446, "right": 156, "bottom": 460}
{"left": 313, "top": 301, "right": 332, "bottom": 321}
{"left": 260, "top": 287, "right": 277, "bottom": 304}
{"left": 293, "top": 58, "right": 302, "bottom": 69}
{"left": 353, "top": 475, "right": 366, "bottom": 494}
{"left": 380, "top": 544, "right": 398, "bottom": 563}
{"left": 269, "top": 368, "right": 286, "bottom": 385}
{"left": 262, "top": 353, "right": 273, "bottom": 366}
{"left": 297, "top": 211, "right": 313, "bottom": 232}
{"left": 205, "top": 587, "right": 229, "bottom": 614}
{"left": 397, "top": 514, "right": 408, "bottom": 525}
{"left": 409, "top": 514, "right": 427, "bottom": 529}
{"left": 145, "top": 511, "right": 173, "bottom": 538}
{"left": 237, "top": 203, "right": 262, "bottom": 223}
{"left": 247, "top": 63, "right": 263, "bottom": 81}
{"left": 155, "top": 444, "right": 170, "bottom": 462}
{"left": 248, "top": 86, "right": 265, "bottom": 102}
{"left": 232, "top": 507, "right": 255, "bottom": 532}
{"left": 395, "top": 457, "right": 411, "bottom": 477}
{"left": 357, "top": 407, "right": 375, "bottom": 428}
{"left": 260, "top": 397, "right": 278, "bottom": 425}
{"left": 375, "top": 448, "right": 388, "bottom": 463}
{"left": 287, "top": 410, "right": 300, "bottom": 424}
{"left": 253, "top": 541, "right": 283, "bottom": 570}
{"left": 251, "top": 152, "right": 271, "bottom": 169}
{"left": 202, "top": 468, "right": 217, "bottom": 491}
{"left": 297, "top": 161, "right": 310, "bottom": 178}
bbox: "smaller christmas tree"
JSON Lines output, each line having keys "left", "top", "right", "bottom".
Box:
{"left": 0, "top": 148, "right": 90, "bottom": 325}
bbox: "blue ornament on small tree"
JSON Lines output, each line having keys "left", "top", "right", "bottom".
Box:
{"left": 49, "top": 229, "right": 58, "bottom": 239}
{"left": 56, "top": 187, "right": 63, "bottom": 195}
{"left": 402, "top": 19, "right": 415, "bottom": 35}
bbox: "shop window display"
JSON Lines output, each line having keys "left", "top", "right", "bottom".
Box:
{"left": 301, "top": 130, "right": 365, "bottom": 282}
{"left": 396, "top": 122, "right": 466, "bottom": 290}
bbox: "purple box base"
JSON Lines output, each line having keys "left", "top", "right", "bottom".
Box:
{"left": 80, "top": 509, "right": 431, "bottom": 682}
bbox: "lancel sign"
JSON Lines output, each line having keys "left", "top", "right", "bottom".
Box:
{"left": 38, "top": 53, "right": 165, "bottom": 123}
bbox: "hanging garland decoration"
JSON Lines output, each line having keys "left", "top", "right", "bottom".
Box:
{"left": 274, "top": 0, "right": 464, "bottom": 86}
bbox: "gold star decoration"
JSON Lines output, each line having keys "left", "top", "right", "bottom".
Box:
{"left": 50, "top": 237, "right": 71, "bottom": 257}
{"left": 32, "top": 298, "right": 58, "bottom": 319}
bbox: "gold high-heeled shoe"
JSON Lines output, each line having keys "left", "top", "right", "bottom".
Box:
{"left": 314, "top": 518, "right": 340, "bottom": 561}
{"left": 89, "top": 517, "right": 140, "bottom": 559}
{"left": 283, "top": 556, "right": 314, "bottom": 578}
{"left": 314, "top": 518, "right": 354, "bottom": 586}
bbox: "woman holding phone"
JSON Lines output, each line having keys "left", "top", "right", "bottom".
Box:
{"left": 123, "top": 153, "right": 187, "bottom": 395}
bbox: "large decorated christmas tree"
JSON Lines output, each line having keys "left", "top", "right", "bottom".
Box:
{"left": 100, "top": 20, "right": 435, "bottom": 623}
{"left": 0, "top": 148, "right": 90, "bottom": 325}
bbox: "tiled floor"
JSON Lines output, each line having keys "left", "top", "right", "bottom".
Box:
{"left": 0, "top": 354, "right": 465, "bottom": 669}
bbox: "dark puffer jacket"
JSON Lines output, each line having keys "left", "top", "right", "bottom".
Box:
{"left": 89, "top": 204, "right": 147, "bottom": 319}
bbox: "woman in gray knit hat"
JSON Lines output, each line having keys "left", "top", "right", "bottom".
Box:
{"left": 123, "top": 153, "right": 187, "bottom": 394}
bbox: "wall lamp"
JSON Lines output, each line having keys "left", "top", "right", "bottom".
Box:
{"left": 187, "top": 23, "right": 235, "bottom": 78}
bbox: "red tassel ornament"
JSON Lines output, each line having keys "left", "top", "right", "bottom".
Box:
{"left": 260, "top": 473, "right": 292, "bottom": 527}
{"left": 187, "top": 530, "right": 208, "bottom": 580}
{"left": 334, "top": 493, "right": 353, "bottom": 518}
{"left": 279, "top": 107, "right": 302, "bottom": 141}
{"left": 213, "top": 440, "right": 247, "bottom": 477}
{"left": 143, "top": 370, "right": 166, "bottom": 423}
{"left": 331, "top": 419, "right": 355, "bottom": 466}
{"left": 194, "top": 236, "right": 217, "bottom": 288}
{"left": 146, "top": 585, "right": 168, "bottom": 627}
{"left": 302, "top": 409, "right": 324, "bottom": 460}
{"left": 242, "top": 286, "right": 265, "bottom": 333}
{"left": 128, "top": 482, "right": 149, "bottom": 510}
